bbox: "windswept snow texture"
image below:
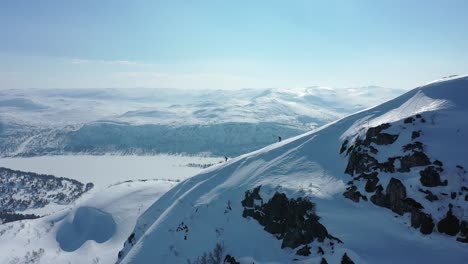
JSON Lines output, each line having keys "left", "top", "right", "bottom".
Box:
{"left": 56, "top": 206, "right": 116, "bottom": 252}
{"left": 0, "top": 179, "right": 176, "bottom": 264}
{"left": 118, "top": 76, "right": 468, "bottom": 264}
{"left": 0, "top": 86, "right": 404, "bottom": 157}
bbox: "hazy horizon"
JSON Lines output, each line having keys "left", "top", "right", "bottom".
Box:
{"left": 1, "top": 1, "right": 468, "bottom": 90}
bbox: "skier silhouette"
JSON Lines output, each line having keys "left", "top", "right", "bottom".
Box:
{"left": 278, "top": 136, "right": 282, "bottom": 142}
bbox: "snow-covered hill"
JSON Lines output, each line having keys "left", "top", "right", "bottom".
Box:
{"left": 0, "top": 179, "right": 176, "bottom": 264}
{"left": 0, "top": 86, "right": 404, "bottom": 157}
{"left": 0, "top": 167, "right": 93, "bottom": 220}
{"left": 116, "top": 76, "right": 468, "bottom": 264}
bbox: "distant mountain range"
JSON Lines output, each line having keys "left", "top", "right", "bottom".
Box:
{"left": 0, "top": 86, "right": 405, "bottom": 157}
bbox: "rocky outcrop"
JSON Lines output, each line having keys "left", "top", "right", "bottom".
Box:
{"left": 296, "top": 245, "right": 311, "bottom": 256}
{"left": 364, "top": 123, "right": 398, "bottom": 145}
{"left": 340, "top": 117, "right": 467, "bottom": 241}
{"left": 343, "top": 185, "right": 367, "bottom": 203}
{"left": 419, "top": 166, "right": 448, "bottom": 187}
{"left": 398, "top": 151, "right": 431, "bottom": 172}
{"left": 241, "top": 186, "right": 340, "bottom": 252}
{"left": 341, "top": 253, "right": 355, "bottom": 264}
{"left": 437, "top": 205, "right": 460, "bottom": 236}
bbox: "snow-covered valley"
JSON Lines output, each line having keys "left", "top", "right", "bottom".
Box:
{"left": 0, "top": 86, "right": 404, "bottom": 157}
{"left": 1, "top": 76, "right": 467, "bottom": 264}
{"left": 0, "top": 155, "right": 224, "bottom": 189}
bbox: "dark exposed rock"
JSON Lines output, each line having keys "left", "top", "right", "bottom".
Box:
{"left": 460, "top": 221, "right": 467, "bottom": 237}
{"left": 317, "top": 246, "right": 324, "bottom": 255}
{"left": 340, "top": 140, "right": 348, "bottom": 154}
{"left": 457, "top": 221, "right": 468, "bottom": 243}
{"left": 241, "top": 186, "right": 338, "bottom": 250}
{"left": 411, "top": 210, "right": 434, "bottom": 235}
{"left": 127, "top": 233, "right": 135, "bottom": 245}
{"left": 365, "top": 177, "right": 379, "bottom": 193}
{"left": 419, "top": 166, "right": 448, "bottom": 187}
{"left": 386, "top": 178, "right": 408, "bottom": 215}
{"left": 363, "top": 123, "right": 399, "bottom": 146}
{"left": 433, "top": 160, "right": 443, "bottom": 167}
{"left": 370, "top": 185, "right": 388, "bottom": 207}
{"left": 369, "top": 145, "right": 378, "bottom": 154}
{"left": 345, "top": 151, "right": 379, "bottom": 176}
{"left": 320, "top": 257, "right": 329, "bottom": 264}
{"left": 241, "top": 185, "right": 263, "bottom": 208}
{"left": 411, "top": 130, "right": 421, "bottom": 140}
{"left": 451, "top": 192, "right": 457, "bottom": 199}
{"left": 344, "top": 185, "right": 367, "bottom": 202}
{"left": 415, "top": 114, "right": 422, "bottom": 118}
{"left": 402, "top": 141, "right": 424, "bottom": 152}
{"left": 224, "top": 255, "right": 240, "bottom": 264}
{"left": 420, "top": 214, "right": 435, "bottom": 234}
{"left": 296, "top": 245, "right": 311, "bottom": 256}
{"left": 376, "top": 157, "right": 398, "bottom": 173}
{"left": 398, "top": 151, "right": 431, "bottom": 172}
{"left": 437, "top": 205, "right": 461, "bottom": 236}
{"left": 341, "top": 253, "right": 355, "bottom": 264}
{"left": 419, "top": 189, "right": 439, "bottom": 202}
{"left": 404, "top": 117, "right": 415, "bottom": 124}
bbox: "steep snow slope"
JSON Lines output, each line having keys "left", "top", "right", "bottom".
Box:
{"left": 0, "top": 179, "right": 176, "bottom": 264}
{"left": 118, "top": 76, "right": 468, "bottom": 264}
{"left": 0, "top": 86, "right": 404, "bottom": 157}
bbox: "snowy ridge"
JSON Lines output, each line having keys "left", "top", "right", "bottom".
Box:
{"left": 117, "top": 77, "right": 468, "bottom": 264}
{"left": 0, "top": 86, "right": 404, "bottom": 157}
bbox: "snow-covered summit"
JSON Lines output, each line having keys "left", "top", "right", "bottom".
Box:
{"left": 118, "top": 76, "right": 468, "bottom": 264}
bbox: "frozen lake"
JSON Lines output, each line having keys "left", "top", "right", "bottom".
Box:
{"left": 0, "top": 155, "right": 224, "bottom": 188}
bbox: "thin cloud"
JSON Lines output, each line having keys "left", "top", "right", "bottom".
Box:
{"left": 69, "top": 58, "right": 154, "bottom": 67}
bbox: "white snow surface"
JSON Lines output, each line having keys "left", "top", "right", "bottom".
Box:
{"left": 0, "top": 154, "right": 223, "bottom": 189}
{"left": 117, "top": 76, "right": 468, "bottom": 264}
{"left": 0, "top": 179, "right": 176, "bottom": 264}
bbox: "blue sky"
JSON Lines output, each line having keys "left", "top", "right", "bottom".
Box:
{"left": 1, "top": 0, "right": 468, "bottom": 90}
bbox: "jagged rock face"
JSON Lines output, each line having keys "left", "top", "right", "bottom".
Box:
{"left": 398, "top": 151, "right": 431, "bottom": 172}
{"left": 364, "top": 123, "right": 399, "bottom": 145}
{"left": 241, "top": 186, "right": 339, "bottom": 251}
{"left": 386, "top": 178, "right": 408, "bottom": 215}
{"left": 340, "top": 115, "right": 467, "bottom": 241}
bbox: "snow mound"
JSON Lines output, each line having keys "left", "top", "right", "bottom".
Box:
{"left": 0, "top": 179, "right": 177, "bottom": 264}
{"left": 56, "top": 206, "right": 117, "bottom": 252}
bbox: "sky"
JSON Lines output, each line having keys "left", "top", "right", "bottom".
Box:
{"left": 1, "top": 0, "right": 468, "bottom": 90}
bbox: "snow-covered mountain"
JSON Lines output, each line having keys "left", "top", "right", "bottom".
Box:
{"left": 0, "top": 86, "right": 404, "bottom": 157}
{"left": 114, "top": 76, "right": 468, "bottom": 263}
